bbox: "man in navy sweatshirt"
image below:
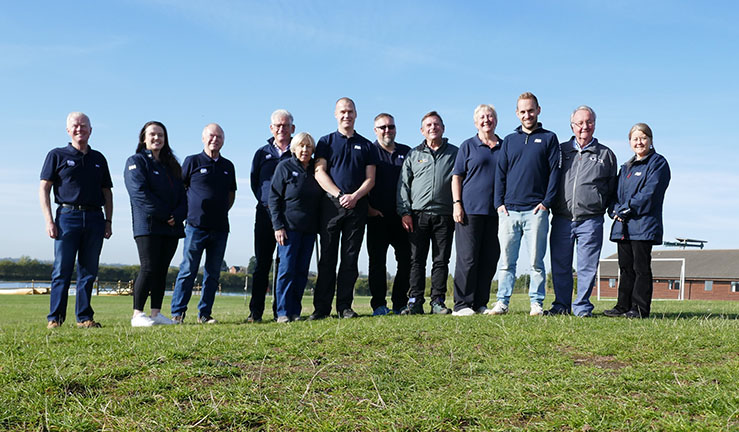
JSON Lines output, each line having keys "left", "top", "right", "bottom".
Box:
{"left": 491, "top": 92, "right": 561, "bottom": 316}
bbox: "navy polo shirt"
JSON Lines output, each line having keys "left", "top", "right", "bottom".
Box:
{"left": 452, "top": 134, "right": 501, "bottom": 215}
{"left": 40, "top": 143, "right": 113, "bottom": 207}
{"left": 314, "top": 131, "right": 377, "bottom": 194}
{"left": 494, "top": 124, "right": 561, "bottom": 211}
{"left": 368, "top": 141, "right": 410, "bottom": 216}
{"left": 182, "top": 151, "right": 237, "bottom": 232}
{"left": 250, "top": 137, "right": 291, "bottom": 207}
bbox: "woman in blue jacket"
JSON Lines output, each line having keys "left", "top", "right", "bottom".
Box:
{"left": 124, "top": 121, "right": 186, "bottom": 327}
{"left": 268, "top": 132, "right": 322, "bottom": 323}
{"left": 604, "top": 123, "right": 670, "bottom": 318}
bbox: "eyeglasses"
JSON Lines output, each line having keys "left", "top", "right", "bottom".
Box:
{"left": 375, "top": 125, "right": 396, "bottom": 130}
{"left": 571, "top": 121, "right": 595, "bottom": 128}
{"left": 272, "top": 123, "right": 292, "bottom": 129}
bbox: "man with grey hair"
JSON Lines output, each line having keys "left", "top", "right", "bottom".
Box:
{"left": 40, "top": 112, "right": 113, "bottom": 328}
{"left": 247, "top": 109, "right": 295, "bottom": 322}
{"left": 547, "top": 105, "right": 617, "bottom": 317}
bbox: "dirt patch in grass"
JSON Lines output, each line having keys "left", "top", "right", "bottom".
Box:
{"left": 572, "top": 353, "right": 628, "bottom": 370}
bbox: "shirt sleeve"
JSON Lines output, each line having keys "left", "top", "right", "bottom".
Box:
{"left": 452, "top": 140, "right": 469, "bottom": 177}
{"left": 40, "top": 150, "right": 58, "bottom": 181}
{"left": 250, "top": 149, "right": 261, "bottom": 199}
{"left": 541, "top": 133, "right": 562, "bottom": 209}
{"left": 99, "top": 153, "right": 113, "bottom": 189}
{"left": 494, "top": 139, "right": 509, "bottom": 209}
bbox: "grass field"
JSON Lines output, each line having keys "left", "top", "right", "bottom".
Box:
{"left": 0, "top": 294, "right": 737, "bottom": 431}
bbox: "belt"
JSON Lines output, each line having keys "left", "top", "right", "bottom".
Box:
{"left": 61, "top": 204, "right": 101, "bottom": 211}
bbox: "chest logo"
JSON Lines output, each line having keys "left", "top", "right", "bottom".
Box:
{"left": 418, "top": 158, "right": 429, "bottom": 163}
{"left": 399, "top": 155, "right": 405, "bottom": 159}
{"left": 200, "top": 168, "right": 208, "bottom": 174}
{"left": 95, "top": 164, "right": 100, "bottom": 168}
{"left": 224, "top": 171, "right": 229, "bottom": 175}
{"left": 354, "top": 145, "right": 362, "bottom": 150}
{"left": 66, "top": 160, "right": 76, "bottom": 167}
{"left": 292, "top": 171, "right": 299, "bottom": 177}
{"left": 534, "top": 139, "right": 542, "bottom": 143}
{"left": 128, "top": 164, "right": 137, "bottom": 171}
{"left": 635, "top": 171, "right": 642, "bottom": 176}
{"left": 266, "top": 154, "right": 272, "bottom": 159}
{"left": 153, "top": 170, "right": 160, "bottom": 175}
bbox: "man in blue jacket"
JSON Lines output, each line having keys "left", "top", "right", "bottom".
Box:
{"left": 170, "top": 123, "right": 237, "bottom": 324}
{"left": 548, "top": 106, "right": 617, "bottom": 317}
{"left": 40, "top": 112, "right": 113, "bottom": 329}
{"left": 492, "top": 93, "right": 560, "bottom": 316}
{"left": 248, "top": 109, "right": 294, "bottom": 322}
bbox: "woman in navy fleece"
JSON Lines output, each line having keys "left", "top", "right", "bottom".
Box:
{"left": 269, "top": 132, "right": 322, "bottom": 322}
{"left": 604, "top": 123, "right": 670, "bottom": 318}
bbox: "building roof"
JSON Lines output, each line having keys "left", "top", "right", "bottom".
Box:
{"left": 600, "top": 249, "right": 739, "bottom": 280}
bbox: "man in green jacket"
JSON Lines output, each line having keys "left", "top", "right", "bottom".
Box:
{"left": 397, "top": 111, "right": 458, "bottom": 315}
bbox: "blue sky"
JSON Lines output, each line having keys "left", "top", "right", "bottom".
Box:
{"left": 2, "top": 0, "right": 738, "bottom": 273}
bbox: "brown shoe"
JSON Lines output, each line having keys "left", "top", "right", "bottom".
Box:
{"left": 47, "top": 320, "right": 61, "bottom": 329}
{"left": 76, "top": 320, "right": 102, "bottom": 328}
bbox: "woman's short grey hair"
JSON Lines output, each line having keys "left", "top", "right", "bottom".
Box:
{"left": 473, "top": 104, "right": 497, "bottom": 123}
{"left": 289, "top": 132, "right": 315, "bottom": 155}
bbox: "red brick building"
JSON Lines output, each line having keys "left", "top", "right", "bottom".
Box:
{"left": 597, "top": 249, "right": 739, "bottom": 301}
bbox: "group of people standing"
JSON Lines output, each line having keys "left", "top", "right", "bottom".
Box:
{"left": 39, "top": 92, "right": 670, "bottom": 329}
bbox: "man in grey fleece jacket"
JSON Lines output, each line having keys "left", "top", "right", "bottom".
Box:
{"left": 397, "top": 111, "right": 458, "bottom": 315}
{"left": 548, "top": 105, "right": 617, "bottom": 317}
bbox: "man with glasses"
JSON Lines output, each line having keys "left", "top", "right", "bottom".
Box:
{"left": 366, "top": 113, "right": 411, "bottom": 316}
{"left": 247, "top": 109, "right": 295, "bottom": 322}
{"left": 311, "top": 97, "right": 377, "bottom": 319}
{"left": 547, "top": 106, "right": 617, "bottom": 317}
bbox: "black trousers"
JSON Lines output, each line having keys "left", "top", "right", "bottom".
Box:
{"left": 313, "top": 195, "right": 368, "bottom": 315}
{"left": 366, "top": 214, "right": 410, "bottom": 311}
{"left": 453, "top": 214, "right": 500, "bottom": 311}
{"left": 251, "top": 205, "right": 277, "bottom": 319}
{"left": 408, "top": 212, "right": 454, "bottom": 304}
{"left": 616, "top": 240, "right": 654, "bottom": 316}
{"left": 133, "top": 235, "right": 179, "bottom": 311}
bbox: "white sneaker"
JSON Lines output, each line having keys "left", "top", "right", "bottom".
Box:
{"left": 131, "top": 314, "right": 155, "bottom": 327}
{"left": 452, "top": 307, "right": 475, "bottom": 316}
{"left": 150, "top": 314, "right": 174, "bottom": 325}
{"left": 476, "top": 306, "right": 490, "bottom": 314}
{"left": 488, "top": 301, "right": 508, "bottom": 315}
{"left": 530, "top": 302, "right": 544, "bottom": 316}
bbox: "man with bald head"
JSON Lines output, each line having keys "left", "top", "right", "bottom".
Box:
{"left": 40, "top": 112, "right": 113, "bottom": 328}
{"left": 170, "top": 123, "right": 237, "bottom": 324}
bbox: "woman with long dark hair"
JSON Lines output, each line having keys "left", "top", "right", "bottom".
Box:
{"left": 124, "top": 121, "right": 186, "bottom": 327}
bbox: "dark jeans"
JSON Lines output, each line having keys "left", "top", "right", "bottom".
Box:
{"left": 313, "top": 195, "right": 367, "bottom": 315}
{"left": 453, "top": 214, "right": 500, "bottom": 311}
{"left": 170, "top": 225, "right": 229, "bottom": 318}
{"left": 366, "top": 214, "right": 410, "bottom": 311}
{"left": 616, "top": 240, "right": 654, "bottom": 317}
{"left": 275, "top": 231, "right": 316, "bottom": 318}
{"left": 133, "top": 235, "right": 179, "bottom": 311}
{"left": 48, "top": 207, "right": 105, "bottom": 323}
{"left": 250, "top": 204, "right": 276, "bottom": 319}
{"left": 408, "top": 212, "right": 454, "bottom": 305}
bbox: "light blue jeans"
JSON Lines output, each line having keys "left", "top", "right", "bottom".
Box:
{"left": 496, "top": 209, "right": 549, "bottom": 305}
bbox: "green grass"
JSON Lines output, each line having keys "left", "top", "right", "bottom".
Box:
{"left": 0, "top": 295, "right": 737, "bottom": 431}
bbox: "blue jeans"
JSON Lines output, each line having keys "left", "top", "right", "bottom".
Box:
{"left": 275, "top": 231, "right": 316, "bottom": 318}
{"left": 496, "top": 209, "right": 549, "bottom": 305}
{"left": 549, "top": 215, "right": 603, "bottom": 316}
{"left": 48, "top": 207, "right": 105, "bottom": 323}
{"left": 170, "top": 225, "right": 228, "bottom": 318}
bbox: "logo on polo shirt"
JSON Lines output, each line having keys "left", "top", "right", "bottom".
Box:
{"left": 534, "top": 139, "right": 542, "bottom": 143}
{"left": 67, "top": 160, "right": 76, "bottom": 167}
{"left": 224, "top": 171, "right": 229, "bottom": 175}
{"left": 291, "top": 171, "right": 299, "bottom": 177}
{"left": 200, "top": 168, "right": 208, "bottom": 174}
{"left": 418, "top": 158, "right": 429, "bottom": 163}
{"left": 266, "top": 154, "right": 272, "bottom": 159}
{"left": 635, "top": 172, "right": 642, "bottom": 176}
{"left": 128, "top": 164, "right": 136, "bottom": 170}
{"left": 354, "top": 145, "right": 362, "bottom": 150}
{"left": 95, "top": 164, "right": 100, "bottom": 168}
{"left": 399, "top": 155, "right": 405, "bottom": 159}
{"left": 153, "top": 170, "right": 160, "bottom": 175}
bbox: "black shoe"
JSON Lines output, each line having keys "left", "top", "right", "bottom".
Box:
{"left": 625, "top": 309, "right": 648, "bottom": 319}
{"left": 603, "top": 308, "right": 627, "bottom": 317}
{"left": 307, "top": 312, "right": 329, "bottom": 321}
{"left": 340, "top": 308, "right": 358, "bottom": 319}
{"left": 401, "top": 301, "right": 424, "bottom": 315}
{"left": 430, "top": 300, "right": 451, "bottom": 315}
{"left": 245, "top": 314, "right": 262, "bottom": 324}
{"left": 543, "top": 308, "right": 569, "bottom": 316}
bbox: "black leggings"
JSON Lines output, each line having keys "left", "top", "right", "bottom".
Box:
{"left": 134, "top": 235, "right": 179, "bottom": 311}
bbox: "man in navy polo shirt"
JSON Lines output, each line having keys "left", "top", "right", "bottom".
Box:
{"left": 311, "top": 97, "right": 377, "bottom": 319}
{"left": 170, "top": 123, "right": 237, "bottom": 324}
{"left": 366, "top": 113, "right": 411, "bottom": 316}
{"left": 248, "top": 109, "right": 294, "bottom": 323}
{"left": 492, "top": 92, "right": 561, "bottom": 316}
{"left": 40, "top": 112, "right": 113, "bottom": 329}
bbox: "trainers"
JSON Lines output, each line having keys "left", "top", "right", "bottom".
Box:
{"left": 401, "top": 300, "right": 424, "bottom": 315}
{"left": 289, "top": 315, "right": 302, "bottom": 322}
{"left": 172, "top": 314, "right": 185, "bottom": 324}
{"left": 603, "top": 307, "right": 627, "bottom": 318}
{"left": 131, "top": 314, "right": 155, "bottom": 327}
{"left": 77, "top": 320, "right": 102, "bottom": 328}
{"left": 150, "top": 314, "right": 174, "bottom": 325}
{"left": 307, "top": 312, "right": 329, "bottom": 321}
{"left": 430, "top": 301, "right": 451, "bottom": 315}
{"left": 543, "top": 308, "right": 569, "bottom": 316}
{"left": 452, "top": 307, "right": 475, "bottom": 316}
{"left": 625, "top": 309, "right": 648, "bottom": 319}
{"left": 340, "top": 308, "right": 358, "bottom": 319}
{"left": 393, "top": 306, "right": 409, "bottom": 315}
{"left": 47, "top": 319, "right": 61, "bottom": 329}
{"left": 372, "top": 306, "right": 391, "bottom": 316}
{"left": 198, "top": 315, "right": 217, "bottom": 324}
{"left": 245, "top": 314, "right": 262, "bottom": 323}
{"left": 475, "top": 306, "right": 490, "bottom": 314}
{"left": 530, "top": 303, "right": 544, "bottom": 316}
{"left": 276, "top": 315, "right": 290, "bottom": 323}
{"left": 489, "top": 301, "right": 508, "bottom": 315}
